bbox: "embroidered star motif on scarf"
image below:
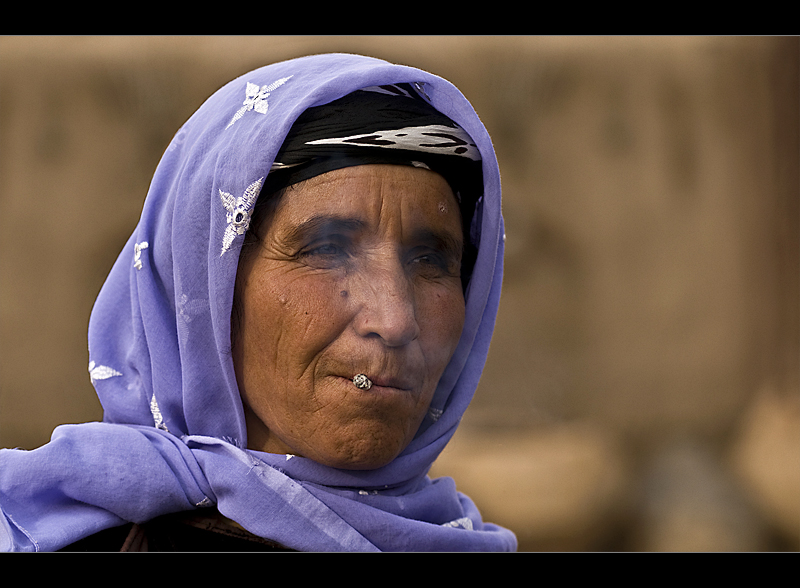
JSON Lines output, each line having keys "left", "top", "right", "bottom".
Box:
{"left": 226, "top": 76, "right": 293, "bottom": 129}
{"left": 442, "top": 517, "right": 474, "bottom": 530}
{"left": 88, "top": 361, "right": 122, "bottom": 384}
{"left": 176, "top": 293, "right": 208, "bottom": 342}
{"left": 178, "top": 293, "right": 207, "bottom": 325}
{"left": 133, "top": 241, "right": 149, "bottom": 270}
{"left": 219, "top": 177, "right": 264, "bottom": 256}
{"left": 149, "top": 394, "right": 169, "bottom": 432}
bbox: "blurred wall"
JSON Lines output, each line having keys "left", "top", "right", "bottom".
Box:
{"left": 1, "top": 36, "right": 797, "bottom": 551}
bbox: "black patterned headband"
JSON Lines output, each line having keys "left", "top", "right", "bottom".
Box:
{"left": 261, "top": 84, "right": 482, "bottom": 205}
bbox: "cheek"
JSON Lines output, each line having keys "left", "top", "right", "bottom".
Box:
{"left": 419, "top": 287, "right": 466, "bottom": 367}
{"left": 266, "top": 279, "right": 358, "bottom": 383}
{"left": 235, "top": 271, "right": 350, "bottom": 417}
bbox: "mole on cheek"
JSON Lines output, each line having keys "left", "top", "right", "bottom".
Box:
{"left": 340, "top": 290, "right": 348, "bottom": 298}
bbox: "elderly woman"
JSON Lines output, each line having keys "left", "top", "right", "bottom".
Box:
{"left": 0, "top": 53, "right": 515, "bottom": 551}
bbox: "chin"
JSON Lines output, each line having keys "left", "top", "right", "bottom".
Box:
{"left": 312, "top": 434, "right": 411, "bottom": 471}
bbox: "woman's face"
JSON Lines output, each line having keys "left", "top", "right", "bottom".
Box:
{"left": 232, "top": 164, "right": 466, "bottom": 470}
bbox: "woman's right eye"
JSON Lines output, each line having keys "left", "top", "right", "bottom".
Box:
{"left": 310, "top": 243, "right": 342, "bottom": 256}
{"left": 298, "top": 240, "right": 350, "bottom": 268}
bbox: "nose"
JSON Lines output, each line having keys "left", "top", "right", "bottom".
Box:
{"left": 351, "top": 259, "right": 420, "bottom": 347}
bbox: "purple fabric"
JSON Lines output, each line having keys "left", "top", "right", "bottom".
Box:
{"left": 0, "top": 53, "right": 515, "bottom": 551}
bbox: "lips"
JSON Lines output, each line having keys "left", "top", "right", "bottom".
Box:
{"left": 335, "top": 372, "right": 414, "bottom": 392}
{"left": 367, "top": 375, "right": 413, "bottom": 391}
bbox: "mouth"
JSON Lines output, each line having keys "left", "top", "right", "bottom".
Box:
{"left": 335, "top": 374, "right": 414, "bottom": 393}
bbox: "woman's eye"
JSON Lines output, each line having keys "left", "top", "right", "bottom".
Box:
{"left": 412, "top": 253, "right": 438, "bottom": 266}
{"left": 410, "top": 251, "right": 457, "bottom": 277}
{"left": 298, "top": 240, "right": 350, "bottom": 268}
{"left": 310, "top": 243, "right": 342, "bottom": 256}
{"left": 300, "top": 238, "right": 347, "bottom": 257}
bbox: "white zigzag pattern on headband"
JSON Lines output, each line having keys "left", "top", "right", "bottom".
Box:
{"left": 305, "top": 124, "right": 481, "bottom": 161}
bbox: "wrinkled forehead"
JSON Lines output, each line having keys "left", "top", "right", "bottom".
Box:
{"left": 292, "top": 162, "right": 457, "bottom": 211}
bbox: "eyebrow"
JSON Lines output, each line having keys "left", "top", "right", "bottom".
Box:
{"left": 408, "top": 226, "right": 464, "bottom": 262}
{"left": 282, "top": 215, "right": 367, "bottom": 246}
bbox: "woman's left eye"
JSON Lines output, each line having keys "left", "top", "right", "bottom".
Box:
{"left": 411, "top": 253, "right": 439, "bottom": 266}
{"left": 409, "top": 251, "right": 455, "bottom": 277}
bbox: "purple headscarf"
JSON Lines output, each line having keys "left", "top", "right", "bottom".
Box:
{"left": 0, "top": 53, "right": 515, "bottom": 552}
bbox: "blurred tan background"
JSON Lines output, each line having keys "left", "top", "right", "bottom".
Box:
{"left": 1, "top": 36, "right": 797, "bottom": 551}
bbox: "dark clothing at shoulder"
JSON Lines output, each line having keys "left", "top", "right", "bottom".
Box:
{"left": 59, "top": 510, "right": 294, "bottom": 552}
